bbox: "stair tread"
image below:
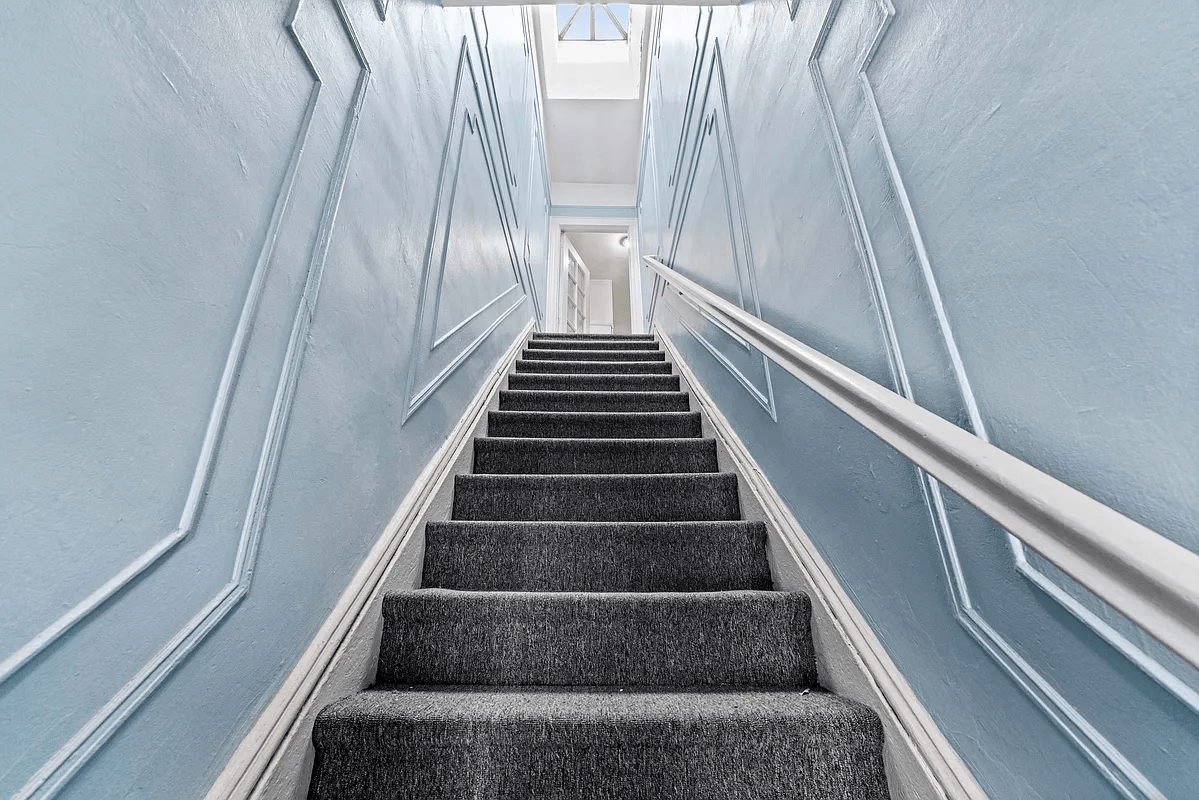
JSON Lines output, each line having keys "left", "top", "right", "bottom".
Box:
{"left": 423, "top": 520, "right": 771, "bottom": 591}
{"left": 319, "top": 683, "right": 879, "bottom": 723}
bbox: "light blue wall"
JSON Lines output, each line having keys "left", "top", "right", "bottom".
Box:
{"left": 0, "top": 1, "right": 548, "bottom": 797}
{"left": 638, "top": 2, "right": 1198, "bottom": 798}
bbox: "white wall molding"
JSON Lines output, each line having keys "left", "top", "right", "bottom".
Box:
{"left": 653, "top": 41, "right": 777, "bottom": 421}
{"left": 206, "top": 318, "right": 534, "bottom": 800}
{"left": 806, "top": 1, "right": 1175, "bottom": 796}
{"left": 10, "top": 3, "right": 371, "bottom": 797}
{"left": 656, "top": 324, "right": 986, "bottom": 800}
{"left": 400, "top": 38, "right": 527, "bottom": 424}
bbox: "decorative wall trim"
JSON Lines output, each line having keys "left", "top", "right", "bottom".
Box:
{"left": 13, "top": 3, "right": 371, "bottom": 797}
{"left": 205, "top": 319, "right": 533, "bottom": 800}
{"left": 471, "top": 9, "right": 519, "bottom": 219}
{"left": 808, "top": 1, "right": 1167, "bottom": 796}
{"left": 656, "top": 324, "right": 987, "bottom": 800}
{"left": 660, "top": 42, "right": 776, "bottom": 421}
{"left": 400, "top": 38, "right": 525, "bottom": 424}
{"left": 664, "top": 7, "right": 711, "bottom": 232}
{"left": 0, "top": 9, "right": 328, "bottom": 697}
{"left": 668, "top": 293, "right": 776, "bottom": 417}
{"left": 519, "top": 93, "right": 550, "bottom": 329}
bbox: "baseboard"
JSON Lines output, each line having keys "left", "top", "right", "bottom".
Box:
{"left": 655, "top": 324, "right": 988, "bottom": 800}
{"left": 205, "top": 318, "right": 534, "bottom": 800}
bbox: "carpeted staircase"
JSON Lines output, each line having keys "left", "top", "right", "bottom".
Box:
{"left": 308, "top": 332, "right": 890, "bottom": 799}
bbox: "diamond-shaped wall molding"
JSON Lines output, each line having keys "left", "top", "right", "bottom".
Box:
{"left": 401, "top": 39, "right": 526, "bottom": 423}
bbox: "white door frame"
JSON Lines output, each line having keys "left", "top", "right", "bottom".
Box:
{"left": 546, "top": 215, "right": 645, "bottom": 334}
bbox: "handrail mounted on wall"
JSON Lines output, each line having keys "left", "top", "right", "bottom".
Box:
{"left": 644, "top": 255, "right": 1199, "bottom": 672}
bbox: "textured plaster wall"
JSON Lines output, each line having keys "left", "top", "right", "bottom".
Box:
{"left": 0, "top": 1, "right": 548, "bottom": 797}
{"left": 638, "top": 2, "right": 1198, "bottom": 798}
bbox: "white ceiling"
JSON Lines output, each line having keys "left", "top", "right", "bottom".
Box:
{"left": 545, "top": 99, "right": 642, "bottom": 186}
{"left": 532, "top": 5, "right": 653, "bottom": 205}
{"left": 567, "top": 231, "right": 630, "bottom": 280}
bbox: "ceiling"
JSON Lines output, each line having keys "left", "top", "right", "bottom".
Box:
{"left": 566, "top": 231, "right": 631, "bottom": 280}
{"left": 544, "top": 99, "right": 642, "bottom": 186}
{"left": 532, "top": 5, "right": 654, "bottom": 207}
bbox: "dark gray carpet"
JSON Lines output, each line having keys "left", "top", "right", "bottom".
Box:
{"left": 452, "top": 473, "right": 741, "bottom": 521}
{"left": 507, "top": 373, "right": 680, "bottom": 392}
{"left": 378, "top": 590, "right": 815, "bottom": 687}
{"left": 487, "top": 410, "right": 702, "bottom": 439}
{"left": 422, "top": 521, "right": 772, "bottom": 591}
{"left": 521, "top": 348, "right": 666, "bottom": 362}
{"left": 309, "top": 332, "right": 889, "bottom": 799}
{"left": 515, "top": 358, "right": 673, "bottom": 374}
{"left": 311, "top": 687, "right": 889, "bottom": 800}
{"left": 527, "top": 339, "right": 660, "bottom": 351}
{"left": 474, "top": 437, "right": 718, "bottom": 474}
{"left": 499, "top": 389, "right": 690, "bottom": 412}
{"left": 532, "top": 332, "right": 655, "bottom": 340}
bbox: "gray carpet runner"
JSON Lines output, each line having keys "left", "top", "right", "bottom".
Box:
{"left": 309, "top": 332, "right": 890, "bottom": 799}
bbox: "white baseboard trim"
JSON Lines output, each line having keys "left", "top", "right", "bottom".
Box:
{"left": 205, "top": 319, "right": 534, "bottom": 800}
{"left": 655, "top": 324, "right": 987, "bottom": 800}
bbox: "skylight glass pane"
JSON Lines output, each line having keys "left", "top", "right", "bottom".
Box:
{"left": 557, "top": 4, "right": 627, "bottom": 42}
{"left": 594, "top": 9, "right": 621, "bottom": 41}
{"left": 556, "top": 4, "right": 579, "bottom": 31}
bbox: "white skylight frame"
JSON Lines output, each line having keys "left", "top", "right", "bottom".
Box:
{"left": 557, "top": 4, "right": 629, "bottom": 42}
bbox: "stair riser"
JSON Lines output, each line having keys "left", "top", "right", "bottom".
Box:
{"left": 526, "top": 339, "right": 659, "bottom": 351}
{"left": 531, "top": 332, "right": 655, "bottom": 340}
{"left": 474, "top": 438, "right": 718, "bottom": 474}
{"left": 515, "top": 359, "right": 673, "bottom": 375}
{"left": 521, "top": 349, "right": 666, "bottom": 362}
{"left": 378, "top": 591, "right": 815, "bottom": 687}
{"left": 487, "top": 411, "right": 702, "bottom": 440}
{"left": 498, "top": 390, "right": 690, "bottom": 413}
{"left": 507, "top": 374, "right": 680, "bottom": 392}
{"left": 422, "top": 521, "right": 772, "bottom": 592}
{"left": 451, "top": 474, "right": 741, "bottom": 522}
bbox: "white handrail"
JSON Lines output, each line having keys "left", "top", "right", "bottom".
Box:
{"left": 644, "top": 255, "right": 1199, "bottom": 671}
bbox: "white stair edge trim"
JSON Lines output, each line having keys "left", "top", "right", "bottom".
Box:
{"left": 656, "top": 323, "right": 987, "bottom": 800}
{"left": 205, "top": 318, "right": 535, "bottom": 800}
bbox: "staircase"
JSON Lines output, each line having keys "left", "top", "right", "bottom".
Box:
{"left": 308, "top": 332, "right": 890, "bottom": 799}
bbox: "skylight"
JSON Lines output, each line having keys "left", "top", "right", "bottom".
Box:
{"left": 556, "top": 4, "right": 629, "bottom": 42}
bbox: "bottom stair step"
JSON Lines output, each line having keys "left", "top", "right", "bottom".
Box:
{"left": 310, "top": 686, "right": 889, "bottom": 800}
